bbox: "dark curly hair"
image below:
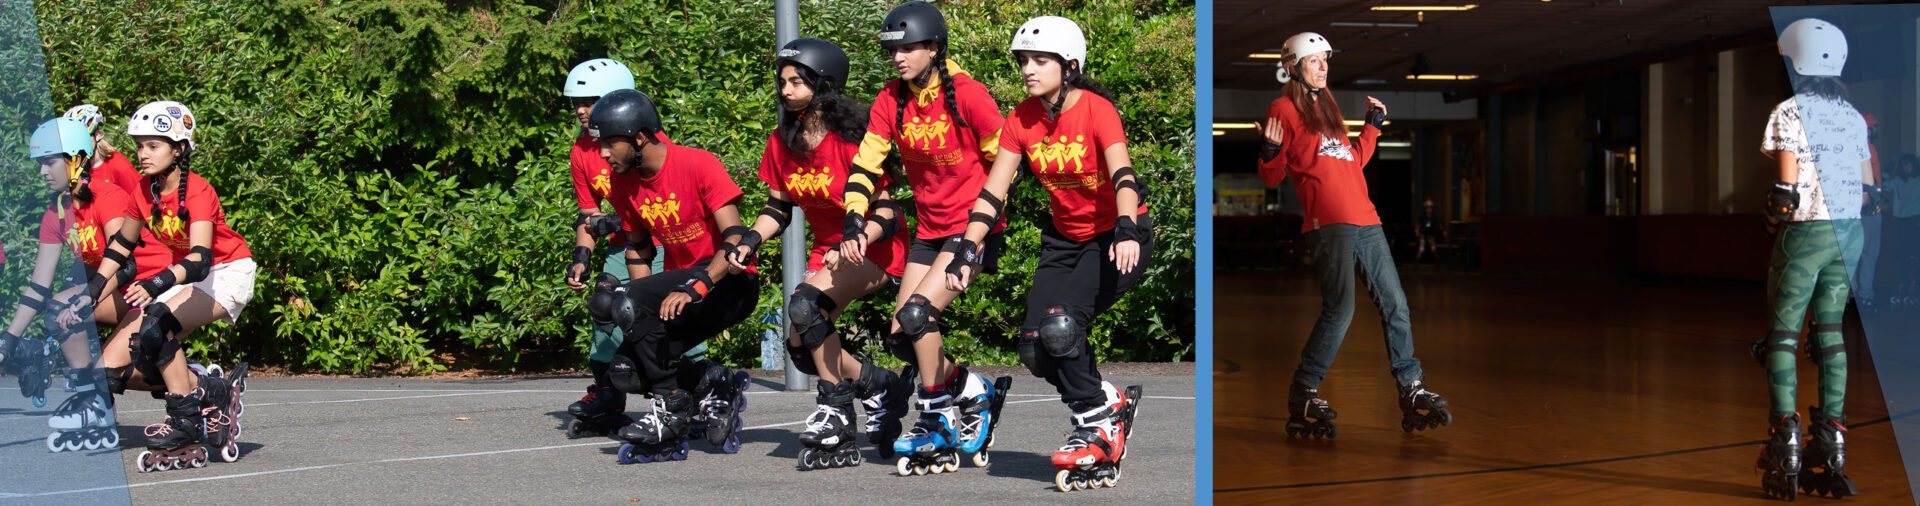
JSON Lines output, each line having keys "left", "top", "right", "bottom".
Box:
{"left": 777, "top": 62, "right": 869, "bottom": 159}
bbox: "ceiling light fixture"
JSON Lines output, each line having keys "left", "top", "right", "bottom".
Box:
{"left": 1406, "top": 74, "right": 1478, "bottom": 80}
{"left": 1371, "top": 4, "right": 1479, "bottom": 12}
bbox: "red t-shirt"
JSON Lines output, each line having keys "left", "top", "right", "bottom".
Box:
{"left": 757, "top": 132, "right": 908, "bottom": 276}
{"left": 854, "top": 69, "right": 1006, "bottom": 238}
{"left": 569, "top": 132, "right": 676, "bottom": 248}
{"left": 1000, "top": 93, "right": 1149, "bottom": 242}
{"left": 1257, "top": 97, "right": 1382, "bottom": 232}
{"left": 610, "top": 144, "right": 753, "bottom": 273}
{"left": 46, "top": 185, "right": 174, "bottom": 282}
{"left": 93, "top": 151, "right": 142, "bottom": 198}
{"left": 134, "top": 172, "right": 254, "bottom": 265}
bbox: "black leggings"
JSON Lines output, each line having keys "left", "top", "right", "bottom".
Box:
{"left": 1019, "top": 215, "right": 1154, "bottom": 407}
{"left": 617, "top": 263, "right": 758, "bottom": 397}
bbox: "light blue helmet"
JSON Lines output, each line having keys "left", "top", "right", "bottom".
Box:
{"left": 29, "top": 117, "right": 93, "bottom": 160}
{"left": 563, "top": 58, "right": 636, "bottom": 98}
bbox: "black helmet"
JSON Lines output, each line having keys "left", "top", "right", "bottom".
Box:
{"left": 588, "top": 89, "right": 662, "bottom": 141}
{"left": 776, "top": 38, "right": 851, "bottom": 94}
{"left": 879, "top": 1, "right": 946, "bottom": 49}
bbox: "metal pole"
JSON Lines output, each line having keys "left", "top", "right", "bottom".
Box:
{"left": 775, "top": 0, "right": 810, "bottom": 393}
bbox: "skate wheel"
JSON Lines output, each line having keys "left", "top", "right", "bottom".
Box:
{"left": 1402, "top": 420, "right": 1415, "bottom": 433}
{"left": 1440, "top": 411, "right": 1453, "bottom": 427}
{"left": 1102, "top": 474, "right": 1119, "bottom": 488}
{"left": 136, "top": 451, "right": 156, "bottom": 472}
{"left": 616, "top": 444, "right": 636, "bottom": 464}
{"left": 971, "top": 450, "right": 990, "bottom": 468}
{"left": 942, "top": 460, "right": 958, "bottom": 473}
{"left": 190, "top": 456, "right": 207, "bottom": 468}
{"left": 1055, "top": 470, "right": 1074, "bottom": 492}
{"left": 32, "top": 395, "right": 46, "bottom": 408}
{"left": 722, "top": 434, "right": 741, "bottom": 454}
{"left": 46, "top": 433, "right": 61, "bottom": 452}
{"left": 914, "top": 464, "right": 929, "bottom": 476}
{"left": 82, "top": 437, "right": 99, "bottom": 451}
{"left": 896, "top": 457, "right": 913, "bottom": 476}
{"left": 798, "top": 448, "right": 816, "bottom": 470}
{"left": 220, "top": 442, "right": 241, "bottom": 463}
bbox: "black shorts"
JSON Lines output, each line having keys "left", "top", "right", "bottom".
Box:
{"left": 907, "top": 231, "right": 1007, "bottom": 273}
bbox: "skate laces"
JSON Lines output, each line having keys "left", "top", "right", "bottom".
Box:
{"left": 578, "top": 388, "right": 600, "bottom": 404}
{"left": 804, "top": 404, "right": 842, "bottom": 433}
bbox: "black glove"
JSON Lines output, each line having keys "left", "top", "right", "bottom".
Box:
{"left": 943, "top": 237, "right": 981, "bottom": 280}
{"left": 135, "top": 269, "right": 178, "bottom": 300}
{"left": 586, "top": 214, "right": 623, "bottom": 237}
{"left": 674, "top": 270, "right": 714, "bottom": 306}
{"left": 1365, "top": 106, "right": 1388, "bottom": 128}
{"left": 567, "top": 246, "right": 593, "bottom": 284}
{"left": 725, "top": 229, "right": 763, "bottom": 266}
{"left": 1114, "top": 215, "right": 1146, "bottom": 244}
{"left": 842, "top": 212, "right": 869, "bottom": 246}
{"left": 1864, "top": 183, "right": 1886, "bottom": 217}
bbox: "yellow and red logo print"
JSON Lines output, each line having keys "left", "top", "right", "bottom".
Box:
{"left": 639, "top": 193, "right": 707, "bottom": 246}
{"left": 901, "top": 115, "right": 952, "bottom": 152}
{"left": 785, "top": 166, "right": 836, "bottom": 202}
{"left": 591, "top": 168, "right": 612, "bottom": 198}
{"left": 149, "top": 211, "right": 187, "bottom": 245}
{"left": 67, "top": 222, "right": 100, "bottom": 257}
{"left": 1028, "top": 134, "right": 1102, "bottom": 191}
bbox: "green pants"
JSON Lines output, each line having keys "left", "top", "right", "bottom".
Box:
{"left": 1762, "top": 219, "right": 1863, "bottom": 418}
{"left": 591, "top": 244, "right": 704, "bottom": 364}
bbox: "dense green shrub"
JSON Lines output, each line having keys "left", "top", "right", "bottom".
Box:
{"left": 26, "top": 0, "right": 1194, "bottom": 374}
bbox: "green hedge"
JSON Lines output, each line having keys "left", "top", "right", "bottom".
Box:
{"left": 29, "top": 0, "right": 1195, "bottom": 374}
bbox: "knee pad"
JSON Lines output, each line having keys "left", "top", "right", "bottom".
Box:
{"left": 786, "top": 342, "right": 820, "bottom": 376}
{"left": 607, "top": 354, "right": 649, "bottom": 395}
{"left": 1807, "top": 323, "right": 1846, "bottom": 360}
{"left": 105, "top": 365, "right": 131, "bottom": 395}
{"left": 132, "top": 305, "right": 183, "bottom": 381}
{"left": 786, "top": 284, "right": 839, "bottom": 350}
{"left": 1037, "top": 306, "right": 1087, "bottom": 359}
{"left": 893, "top": 294, "right": 940, "bottom": 340}
{"left": 1017, "top": 326, "right": 1046, "bottom": 378}
{"left": 587, "top": 273, "right": 635, "bottom": 331}
{"left": 1752, "top": 330, "right": 1799, "bottom": 367}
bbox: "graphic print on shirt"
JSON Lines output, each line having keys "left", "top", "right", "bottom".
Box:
{"left": 785, "top": 166, "right": 837, "bottom": 207}
{"left": 637, "top": 193, "right": 705, "bottom": 246}
{"left": 901, "top": 114, "right": 965, "bottom": 166}
{"left": 67, "top": 222, "right": 100, "bottom": 261}
{"left": 148, "top": 210, "right": 187, "bottom": 247}
{"left": 1028, "top": 134, "right": 1102, "bottom": 192}
{"left": 1317, "top": 135, "right": 1355, "bottom": 162}
{"left": 591, "top": 169, "right": 612, "bottom": 198}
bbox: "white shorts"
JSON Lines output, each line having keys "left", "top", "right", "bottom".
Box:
{"left": 157, "top": 258, "right": 258, "bottom": 324}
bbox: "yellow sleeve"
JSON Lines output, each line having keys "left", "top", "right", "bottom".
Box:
{"left": 845, "top": 131, "right": 894, "bottom": 216}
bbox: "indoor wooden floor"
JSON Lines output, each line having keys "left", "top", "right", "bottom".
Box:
{"left": 1214, "top": 268, "right": 1915, "bottom": 504}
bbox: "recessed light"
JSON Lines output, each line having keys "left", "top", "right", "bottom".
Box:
{"left": 1372, "top": 4, "right": 1479, "bottom": 11}
{"left": 1215, "top": 122, "right": 1259, "bottom": 129}
{"left": 1406, "top": 74, "right": 1478, "bottom": 80}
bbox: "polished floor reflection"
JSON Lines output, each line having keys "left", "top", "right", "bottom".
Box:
{"left": 1214, "top": 269, "right": 1911, "bottom": 504}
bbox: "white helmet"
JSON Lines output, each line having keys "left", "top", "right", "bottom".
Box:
{"left": 1010, "top": 16, "right": 1088, "bottom": 73}
{"left": 1779, "top": 18, "right": 1847, "bottom": 77}
{"left": 1277, "top": 32, "right": 1333, "bottom": 84}
{"left": 63, "top": 104, "right": 104, "bottom": 136}
{"left": 126, "top": 101, "right": 196, "bottom": 149}
{"left": 563, "top": 58, "right": 636, "bottom": 98}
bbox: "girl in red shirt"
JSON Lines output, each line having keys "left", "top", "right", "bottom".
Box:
{"left": 63, "top": 104, "right": 142, "bottom": 197}
{"left": 721, "top": 38, "right": 911, "bottom": 470}
{"left": 950, "top": 16, "right": 1147, "bottom": 491}
{"left": 110, "top": 101, "right": 252, "bottom": 472}
{"left": 1256, "top": 33, "right": 1449, "bottom": 440}
{"left": 586, "top": 89, "right": 755, "bottom": 463}
{"left": 844, "top": 1, "right": 1009, "bottom": 473}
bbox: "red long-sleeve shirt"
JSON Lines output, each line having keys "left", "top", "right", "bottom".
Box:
{"left": 1257, "top": 97, "right": 1381, "bottom": 233}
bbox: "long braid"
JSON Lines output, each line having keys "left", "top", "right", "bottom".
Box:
{"left": 894, "top": 78, "right": 910, "bottom": 138}
{"left": 936, "top": 49, "right": 966, "bottom": 129}
{"left": 1047, "top": 63, "right": 1073, "bottom": 122}
{"left": 175, "top": 148, "right": 193, "bottom": 226}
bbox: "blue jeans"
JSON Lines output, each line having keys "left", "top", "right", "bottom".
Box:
{"left": 1293, "top": 224, "right": 1424, "bottom": 388}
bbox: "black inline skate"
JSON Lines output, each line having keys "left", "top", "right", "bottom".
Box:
{"left": 565, "top": 382, "right": 632, "bottom": 439}
{"left": 1285, "top": 381, "right": 1337, "bottom": 440}
{"left": 856, "top": 364, "right": 911, "bottom": 459}
{"left": 199, "top": 363, "right": 249, "bottom": 464}
{"left": 616, "top": 390, "right": 694, "bottom": 464}
{"left": 797, "top": 379, "right": 860, "bottom": 471}
{"left": 1758, "top": 412, "right": 1803, "bottom": 501}
{"left": 137, "top": 389, "right": 208, "bottom": 472}
{"left": 1800, "top": 408, "right": 1858, "bottom": 498}
{"left": 1397, "top": 380, "right": 1451, "bottom": 433}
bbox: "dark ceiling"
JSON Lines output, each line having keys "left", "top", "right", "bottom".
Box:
{"left": 1214, "top": 0, "right": 1892, "bottom": 94}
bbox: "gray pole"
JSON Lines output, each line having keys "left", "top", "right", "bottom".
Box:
{"left": 775, "top": 0, "right": 810, "bottom": 393}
